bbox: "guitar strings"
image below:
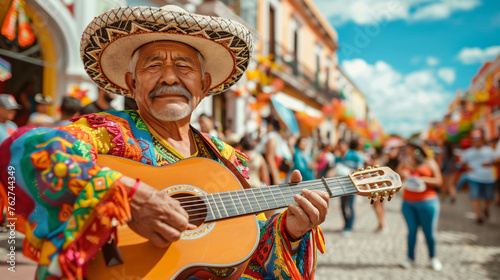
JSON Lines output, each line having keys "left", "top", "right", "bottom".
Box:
{"left": 180, "top": 179, "right": 392, "bottom": 222}
{"left": 172, "top": 176, "right": 357, "bottom": 205}
{"left": 178, "top": 178, "right": 379, "bottom": 224}
{"left": 174, "top": 177, "right": 366, "bottom": 215}
{"left": 174, "top": 177, "right": 359, "bottom": 217}
{"left": 174, "top": 176, "right": 355, "bottom": 207}
{"left": 172, "top": 174, "right": 386, "bottom": 224}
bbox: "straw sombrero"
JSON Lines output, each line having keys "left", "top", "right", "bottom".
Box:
{"left": 80, "top": 5, "right": 253, "bottom": 96}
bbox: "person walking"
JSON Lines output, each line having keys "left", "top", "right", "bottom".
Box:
{"left": 398, "top": 138, "right": 443, "bottom": 271}
{"left": 460, "top": 134, "right": 497, "bottom": 224}
{"left": 53, "top": 96, "right": 82, "bottom": 127}
{"left": 80, "top": 88, "right": 116, "bottom": 114}
{"left": 372, "top": 147, "right": 387, "bottom": 232}
{"left": 440, "top": 141, "right": 458, "bottom": 203}
{"left": 293, "top": 137, "right": 316, "bottom": 181}
{"left": 335, "top": 139, "right": 363, "bottom": 236}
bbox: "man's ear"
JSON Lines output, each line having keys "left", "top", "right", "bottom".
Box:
{"left": 125, "top": 72, "right": 136, "bottom": 98}
{"left": 201, "top": 73, "right": 212, "bottom": 97}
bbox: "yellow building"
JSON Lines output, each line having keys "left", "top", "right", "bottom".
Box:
{"left": 194, "top": 0, "right": 340, "bottom": 138}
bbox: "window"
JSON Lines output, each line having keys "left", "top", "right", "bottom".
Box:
{"left": 314, "top": 44, "right": 321, "bottom": 89}
{"left": 325, "top": 58, "right": 332, "bottom": 92}
{"left": 240, "top": 0, "right": 257, "bottom": 28}
{"left": 290, "top": 16, "right": 300, "bottom": 75}
{"left": 269, "top": 4, "right": 276, "bottom": 59}
{"left": 219, "top": 0, "right": 239, "bottom": 13}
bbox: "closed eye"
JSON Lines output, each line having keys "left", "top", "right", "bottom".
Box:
{"left": 176, "top": 63, "right": 192, "bottom": 68}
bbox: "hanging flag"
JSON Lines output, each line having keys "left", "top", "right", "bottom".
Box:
{"left": 17, "top": 0, "right": 35, "bottom": 47}
{"left": 1, "top": 0, "right": 19, "bottom": 42}
{"left": 0, "top": 57, "right": 12, "bottom": 82}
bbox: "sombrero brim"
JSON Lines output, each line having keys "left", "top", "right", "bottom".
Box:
{"left": 80, "top": 5, "right": 253, "bottom": 96}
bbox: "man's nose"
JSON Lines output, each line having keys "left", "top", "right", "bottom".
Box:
{"left": 159, "top": 65, "right": 180, "bottom": 85}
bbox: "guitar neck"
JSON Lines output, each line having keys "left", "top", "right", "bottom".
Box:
{"left": 200, "top": 175, "right": 358, "bottom": 222}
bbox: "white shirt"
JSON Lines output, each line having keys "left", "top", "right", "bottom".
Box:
{"left": 461, "top": 146, "right": 496, "bottom": 183}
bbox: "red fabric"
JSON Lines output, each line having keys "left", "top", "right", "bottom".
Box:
{"left": 403, "top": 165, "right": 438, "bottom": 201}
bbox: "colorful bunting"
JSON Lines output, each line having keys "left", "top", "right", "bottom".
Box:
{"left": 1, "top": 0, "right": 18, "bottom": 41}
{"left": 17, "top": 0, "right": 35, "bottom": 47}
{"left": 1, "top": 0, "right": 35, "bottom": 47}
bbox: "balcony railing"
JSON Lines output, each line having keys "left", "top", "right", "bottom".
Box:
{"left": 269, "top": 43, "right": 340, "bottom": 102}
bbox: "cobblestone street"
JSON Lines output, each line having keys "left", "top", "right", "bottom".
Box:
{"left": 316, "top": 191, "right": 500, "bottom": 280}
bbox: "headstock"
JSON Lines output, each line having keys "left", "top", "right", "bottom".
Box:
{"left": 349, "top": 165, "right": 402, "bottom": 204}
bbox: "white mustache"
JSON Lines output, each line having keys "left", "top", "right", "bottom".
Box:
{"left": 149, "top": 86, "right": 192, "bottom": 99}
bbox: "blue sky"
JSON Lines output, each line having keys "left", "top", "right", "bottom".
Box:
{"left": 314, "top": 0, "right": 500, "bottom": 137}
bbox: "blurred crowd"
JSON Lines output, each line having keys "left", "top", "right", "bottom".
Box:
{"left": 195, "top": 113, "right": 500, "bottom": 272}
{"left": 1, "top": 90, "right": 500, "bottom": 273}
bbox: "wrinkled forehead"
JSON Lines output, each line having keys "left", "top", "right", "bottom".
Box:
{"left": 135, "top": 40, "right": 201, "bottom": 60}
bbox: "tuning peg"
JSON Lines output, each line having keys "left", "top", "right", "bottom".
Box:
{"left": 387, "top": 189, "right": 397, "bottom": 201}
{"left": 374, "top": 165, "right": 380, "bottom": 168}
{"left": 370, "top": 198, "right": 375, "bottom": 205}
{"left": 357, "top": 168, "right": 364, "bottom": 171}
{"left": 366, "top": 166, "right": 372, "bottom": 170}
{"left": 380, "top": 196, "right": 385, "bottom": 202}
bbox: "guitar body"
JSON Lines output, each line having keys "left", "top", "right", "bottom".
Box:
{"left": 87, "top": 156, "right": 260, "bottom": 280}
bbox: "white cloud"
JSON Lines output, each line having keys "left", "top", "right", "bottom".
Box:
{"left": 437, "top": 67, "right": 456, "bottom": 84}
{"left": 314, "top": 0, "right": 481, "bottom": 25}
{"left": 426, "top": 56, "right": 439, "bottom": 66}
{"left": 457, "top": 45, "right": 500, "bottom": 64}
{"left": 411, "top": 56, "right": 422, "bottom": 64}
{"left": 341, "top": 59, "right": 454, "bottom": 137}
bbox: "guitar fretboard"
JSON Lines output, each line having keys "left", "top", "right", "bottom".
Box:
{"left": 196, "top": 176, "right": 357, "bottom": 222}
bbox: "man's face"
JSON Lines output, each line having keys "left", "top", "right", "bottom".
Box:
{"left": 339, "top": 142, "right": 348, "bottom": 154}
{"left": 126, "top": 41, "right": 211, "bottom": 122}
{"left": 36, "top": 103, "right": 47, "bottom": 114}
{"left": 198, "top": 115, "right": 212, "bottom": 133}
{"left": 472, "top": 139, "right": 482, "bottom": 148}
{"left": 0, "top": 106, "right": 15, "bottom": 123}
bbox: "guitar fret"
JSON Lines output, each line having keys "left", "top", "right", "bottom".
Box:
{"left": 250, "top": 188, "right": 263, "bottom": 211}
{"left": 203, "top": 195, "right": 216, "bottom": 221}
{"left": 336, "top": 177, "right": 346, "bottom": 195}
{"left": 230, "top": 190, "right": 245, "bottom": 215}
{"left": 217, "top": 193, "right": 229, "bottom": 217}
{"left": 240, "top": 189, "right": 255, "bottom": 213}
{"left": 223, "top": 192, "right": 239, "bottom": 217}
{"left": 286, "top": 183, "right": 297, "bottom": 200}
{"left": 210, "top": 193, "right": 223, "bottom": 219}
{"left": 276, "top": 186, "right": 289, "bottom": 207}
{"left": 266, "top": 186, "right": 280, "bottom": 208}
{"left": 258, "top": 187, "right": 270, "bottom": 209}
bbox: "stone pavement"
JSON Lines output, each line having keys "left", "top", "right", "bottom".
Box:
{"left": 0, "top": 190, "right": 498, "bottom": 280}
{"left": 316, "top": 190, "right": 500, "bottom": 280}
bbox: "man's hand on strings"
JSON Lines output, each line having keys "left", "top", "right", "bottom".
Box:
{"left": 119, "top": 176, "right": 196, "bottom": 247}
{"left": 285, "top": 170, "right": 330, "bottom": 240}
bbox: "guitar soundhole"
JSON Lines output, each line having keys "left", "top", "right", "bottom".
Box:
{"left": 172, "top": 193, "right": 207, "bottom": 227}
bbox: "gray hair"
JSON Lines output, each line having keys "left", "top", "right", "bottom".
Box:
{"left": 129, "top": 47, "right": 205, "bottom": 80}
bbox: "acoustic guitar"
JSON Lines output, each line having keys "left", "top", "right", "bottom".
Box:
{"left": 88, "top": 155, "right": 402, "bottom": 280}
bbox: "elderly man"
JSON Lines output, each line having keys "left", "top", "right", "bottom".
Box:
{"left": 0, "top": 5, "right": 329, "bottom": 280}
